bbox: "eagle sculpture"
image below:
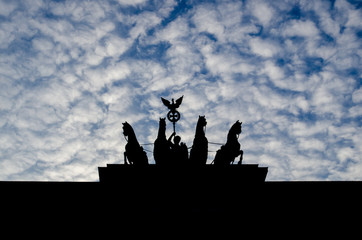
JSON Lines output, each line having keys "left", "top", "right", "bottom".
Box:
{"left": 161, "top": 95, "right": 183, "bottom": 112}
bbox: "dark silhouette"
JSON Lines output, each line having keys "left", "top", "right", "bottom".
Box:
{"left": 161, "top": 95, "right": 183, "bottom": 113}
{"left": 161, "top": 95, "right": 183, "bottom": 133}
{"left": 189, "top": 115, "right": 208, "bottom": 165}
{"left": 213, "top": 120, "right": 243, "bottom": 165}
{"left": 153, "top": 118, "right": 171, "bottom": 165}
{"left": 168, "top": 132, "right": 188, "bottom": 164}
{"left": 122, "top": 122, "right": 149, "bottom": 165}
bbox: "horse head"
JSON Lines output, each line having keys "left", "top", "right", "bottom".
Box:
{"left": 230, "top": 120, "right": 242, "bottom": 135}
{"left": 122, "top": 121, "right": 132, "bottom": 137}
{"left": 198, "top": 115, "right": 207, "bottom": 128}
{"left": 157, "top": 118, "right": 166, "bottom": 135}
{"left": 159, "top": 117, "right": 166, "bottom": 128}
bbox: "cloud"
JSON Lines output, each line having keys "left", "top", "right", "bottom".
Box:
{"left": 282, "top": 19, "right": 320, "bottom": 38}
{"left": 192, "top": 4, "right": 226, "bottom": 42}
{"left": 352, "top": 88, "right": 362, "bottom": 103}
{"left": 249, "top": 0, "right": 274, "bottom": 26}
{"left": 117, "top": 0, "right": 149, "bottom": 6}
{"left": 129, "top": 12, "right": 162, "bottom": 39}
{"left": 250, "top": 38, "right": 281, "bottom": 58}
{"left": 263, "top": 60, "right": 285, "bottom": 81}
{"left": 0, "top": 1, "right": 17, "bottom": 17}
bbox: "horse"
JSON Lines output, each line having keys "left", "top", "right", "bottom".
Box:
{"left": 122, "top": 122, "right": 149, "bottom": 166}
{"left": 213, "top": 120, "right": 243, "bottom": 166}
{"left": 153, "top": 118, "right": 171, "bottom": 165}
{"left": 189, "top": 115, "right": 208, "bottom": 165}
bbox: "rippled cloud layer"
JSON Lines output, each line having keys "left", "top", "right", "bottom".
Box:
{"left": 0, "top": 0, "right": 361, "bottom": 181}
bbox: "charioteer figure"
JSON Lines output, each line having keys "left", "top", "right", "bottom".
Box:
{"left": 168, "top": 132, "right": 188, "bottom": 164}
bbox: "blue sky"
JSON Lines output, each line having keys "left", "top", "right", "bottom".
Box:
{"left": 0, "top": 0, "right": 361, "bottom": 181}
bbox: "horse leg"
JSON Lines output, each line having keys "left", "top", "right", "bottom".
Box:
{"left": 237, "top": 150, "right": 243, "bottom": 165}
{"left": 124, "top": 152, "right": 129, "bottom": 165}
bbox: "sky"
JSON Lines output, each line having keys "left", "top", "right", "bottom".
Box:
{"left": 0, "top": 0, "right": 361, "bottom": 181}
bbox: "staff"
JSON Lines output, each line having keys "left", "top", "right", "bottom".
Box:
{"left": 161, "top": 95, "right": 183, "bottom": 134}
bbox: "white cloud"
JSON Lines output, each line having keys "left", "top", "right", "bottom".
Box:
{"left": 83, "top": 61, "right": 131, "bottom": 91}
{"left": 334, "top": 0, "right": 362, "bottom": 28}
{"left": 199, "top": 44, "right": 256, "bottom": 79}
{"left": 282, "top": 20, "right": 320, "bottom": 38}
{"left": 312, "top": 85, "right": 334, "bottom": 106}
{"left": 298, "top": 138, "right": 326, "bottom": 152}
{"left": 345, "top": 8, "right": 362, "bottom": 28}
{"left": 50, "top": 1, "right": 108, "bottom": 23}
{"left": 68, "top": 99, "right": 104, "bottom": 125}
{"left": 156, "top": 17, "right": 189, "bottom": 42}
{"left": 352, "top": 88, "right": 362, "bottom": 103}
{"left": 249, "top": 0, "right": 274, "bottom": 26}
{"left": 192, "top": 4, "right": 226, "bottom": 42}
{"left": 0, "top": 28, "right": 15, "bottom": 49}
{"left": 182, "top": 88, "right": 208, "bottom": 112}
{"left": 117, "top": 0, "right": 148, "bottom": 6}
{"left": 337, "top": 147, "right": 355, "bottom": 163}
{"left": 0, "top": 0, "right": 17, "bottom": 17}
{"left": 263, "top": 60, "right": 284, "bottom": 81}
{"left": 192, "top": 1, "right": 247, "bottom": 44}
{"left": 289, "top": 121, "right": 330, "bottom": 138}
{"left": 313, "top": 2, "right": 340, "bottom": 38}
{"left": 32, "top": 38, "right": 54, "bottom": 52}
{"left": 104, "top": 36, "right": 132, "bottom": 57}
{"left": 129, "top": 12, "right": 162, "bottom": 39}
{"left": 349, "top": 106, "right": 362, "bottom": 117}
{"left": 250, "top": 38, "right": 280, "bottom": 57}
